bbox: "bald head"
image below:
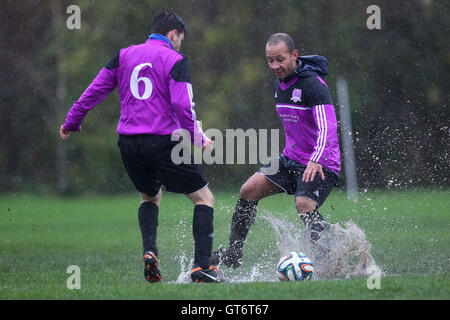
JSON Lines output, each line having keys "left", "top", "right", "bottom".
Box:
{"left": 266, "top": 33, "right": 295, "bottom": 53}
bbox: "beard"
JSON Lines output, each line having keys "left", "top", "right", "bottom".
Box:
{"left": 275, "top": 58, "right": 297, "bottom": 80}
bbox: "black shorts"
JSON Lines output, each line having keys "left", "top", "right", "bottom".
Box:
{"left": 118, "top": 134, "right": 208, "bottom": 197}
{"left": 259, "top": 154, "right": 339, "bottom": 208}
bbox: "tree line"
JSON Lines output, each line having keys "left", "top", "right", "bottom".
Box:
{"left": 0, "top": 0, "right": 448, "bottom": 195}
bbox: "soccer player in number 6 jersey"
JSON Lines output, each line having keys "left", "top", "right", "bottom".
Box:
{"left": 211, "top": 33, "right": 341, "bottom": 268}
{"left": 59, "top": 9, "right": 224, "bottom": 283}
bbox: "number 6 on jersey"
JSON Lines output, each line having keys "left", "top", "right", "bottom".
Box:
{"left": 130, "top": 63, "right": 153, "bottom": 100}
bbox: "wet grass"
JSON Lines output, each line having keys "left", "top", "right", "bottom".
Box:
{"left": 0, "top": 189, "right": 449, "bottom": 299}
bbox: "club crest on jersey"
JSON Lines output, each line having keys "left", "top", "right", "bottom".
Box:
{"left": 291, "top": 89, "right": 302, "bottom": 102}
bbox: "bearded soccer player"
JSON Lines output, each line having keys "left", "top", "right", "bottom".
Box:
{"left": 212, "top": 33, "right": 341, "bottom": 268}
{"left": 59, "top": 9, "right": 224, "bottom": 283}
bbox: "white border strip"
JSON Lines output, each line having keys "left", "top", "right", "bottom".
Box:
{"left": 276, "top": 104, "right": 311, "bottom": 110}
{"left": 310, "top": 104, "right": 328, "bottom": 162}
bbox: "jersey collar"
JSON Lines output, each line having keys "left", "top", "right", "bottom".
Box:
{"left": 148, "top": 33, "right": 173, "bottom": 49}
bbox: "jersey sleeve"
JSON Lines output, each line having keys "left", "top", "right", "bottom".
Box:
{"left": 307, "top": 77, "right": 339, "bottom": 164}
{"left": 168, "top": 57, "right": 205, "bottom": 146}
{"left": 63, "top": 52, "right": 119, "bottom": 131}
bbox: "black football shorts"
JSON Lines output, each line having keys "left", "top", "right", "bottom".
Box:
{"left": 259, "top": 154, "right": 339, "bottom": 208}
{"left": 118, "top": 134, "right": 208, "bottom": 197}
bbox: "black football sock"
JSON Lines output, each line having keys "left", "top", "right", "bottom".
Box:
{"left": 192, "top": 204, "right": 214, "bottom": 269}
{"left": 298, "top": 209, "right": 325, "bottom": 241}
{"left": 228, "top": 198, "right": 258, "bottom": 256}
{"left": 138, "top": 201, "right": 159, "bottom": 256}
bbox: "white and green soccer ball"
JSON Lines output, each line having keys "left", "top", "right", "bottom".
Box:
{"left": 277, "top": 251, "right": 314, "bottom": 281}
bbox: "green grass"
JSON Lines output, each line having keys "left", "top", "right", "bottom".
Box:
{"left": 0, "top": 189, "right": 449, "bottom": 299}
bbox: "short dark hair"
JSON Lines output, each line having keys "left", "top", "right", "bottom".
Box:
{"left": 151, "top": 8, "right": 188, "bottom": 37}
{"left": 266, "top": 33, "right": 295, "bottom": 53}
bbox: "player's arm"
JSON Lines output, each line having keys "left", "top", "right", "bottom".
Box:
{"left": 168, "top": 56, "right": 207, "bottom": 147}
{"left": 60, "top": 52, "right": 119, "bottom": 139}
{"left": 303, "top": 77, "right": 338, "bottom": 182}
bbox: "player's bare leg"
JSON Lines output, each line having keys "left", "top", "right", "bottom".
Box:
{"left": 239, "top": 172, "right": 282, "bottom": 201}
{"left": 141, "top": 189, "right": 162, "bottom": 206}
{"left": 185, "top": 185, "right": 214, "bottom": 207}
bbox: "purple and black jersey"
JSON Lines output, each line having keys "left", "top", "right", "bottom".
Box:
{"left": 63, "top": 38, "right": 205, "bottom": 146}
{"left": 274, "top": 55, "right": 341, "bottom": 175}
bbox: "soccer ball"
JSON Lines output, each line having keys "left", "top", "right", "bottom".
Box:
{"left": 277, "top": 251, "right": 314, "bottom": 281}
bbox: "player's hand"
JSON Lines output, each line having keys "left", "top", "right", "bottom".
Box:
{"left": 302, "top": 161, "right": 325, "bottom": 182}
{"left": 202, "top": 137, "right": 214, "bottom": 150}
{"left": 59, "top": 125, "right": 70, "bottom": 140}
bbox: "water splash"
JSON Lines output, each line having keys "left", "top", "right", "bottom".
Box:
{"left": 259, "top": 209, "right": 379, "bottom": 280}
{"left": 171, "top": 209, "right": 379, "bottom": 283}
{"left": 174, "top": 252, "right": 194, "bottom": 284}
{"left": 171, "top": 218, "right": 194, "bottom": 284}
